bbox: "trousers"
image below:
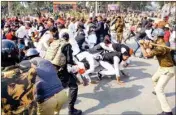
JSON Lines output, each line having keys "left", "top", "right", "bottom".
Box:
{"left": 37, "top": 90, "right": 68, "bottom": 115}
{"left": 152, "top": 66, "right": 175, "bottom": 112}
{"left": 116, "top": 32, "right": 123, "bottom": 43}
{"left": 58, "top": 66, "right": 78, "bottom": 111}
{"left": 99, "top": 56, "right": 120, "bottom": 77}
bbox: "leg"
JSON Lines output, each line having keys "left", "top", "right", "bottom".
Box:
{"left": 37, "top": 96, "right": 57, "bottom": 115}
{"left": 119, "top": 32, "right": 123, "bottom": 44}
{"left": 68, "top": 73, "right": 82, "bottom": 115}
{"left": 68, "top": 73, "right": 78, "bottom": 111}
{"left": 134, "top": 40, "right": 140, "bottom": 56}
{"left": 111, "top": 32, "right": 117, "bottom": 43}
{"left": 155, "top": 72, "right": 174, "bottom": 112}
{"left": 124, "top": 31, "right": 132, "bottom": 43}
{"left": 152, "top": 68, "right": 162, "bottom": 88}
{"left": 54, "top": 90, "right": 68, "bottom": 115}
{"left": 99, "top": 61, "right": 116, "bottom": 76}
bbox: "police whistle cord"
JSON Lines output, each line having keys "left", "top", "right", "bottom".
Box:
{"left": 150, "top": 43, "right": 176, "bottom": 51}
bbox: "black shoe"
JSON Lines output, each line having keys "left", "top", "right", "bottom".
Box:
{"left": 97, "top": 72, "right": 102, "bottom": 80}
{"left": 69, "top": 109, "right": 82, "bottom": 115}
{"left": 152, "top": 91, "right": 156, "bottom": 95}
{"left": 157, "top": 111, "right": 173, "bottom": 115}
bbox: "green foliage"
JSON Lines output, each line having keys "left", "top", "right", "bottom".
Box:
{"left": 1, "top": 1, "right": 52, "bottom": 17}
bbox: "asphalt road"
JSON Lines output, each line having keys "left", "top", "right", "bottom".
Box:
{"left": 60, "top": 35, "right": 176, "bottom": 115}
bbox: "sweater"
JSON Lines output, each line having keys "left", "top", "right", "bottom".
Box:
{"left": 30, "top": 57, "right": 63, "bottom": 102}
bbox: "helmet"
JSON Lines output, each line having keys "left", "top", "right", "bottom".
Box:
{"left": 152, "top": 28, "right": 165, "bottom": 37}
{"left": 2, "top": 39, "right": 19, "bottom": 67}
{"left": 26, "top": 48, "right": 39, "bottom": 57}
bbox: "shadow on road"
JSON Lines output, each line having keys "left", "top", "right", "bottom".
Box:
{"left": 78, "top": 80, "right": 144, "bottom": 114}
{"left": 129, "top": 60, "right": 151, "bottom": 67}
{"left": 122, "top": 68, "right": 151, "bottom": 83}
{"left": 121, "top": 111, "right": 143, "bottom": 115}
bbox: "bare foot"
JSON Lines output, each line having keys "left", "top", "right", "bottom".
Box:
{"left": 117, "top": 80, "right": 125, "bottom": 86}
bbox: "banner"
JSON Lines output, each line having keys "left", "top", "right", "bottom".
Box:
{"left": 108, "top": 4, "right": 120, "bottom": 11}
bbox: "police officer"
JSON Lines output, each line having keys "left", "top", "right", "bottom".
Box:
{"left": 56, "top": 32, "right": 82, "bottom": 115}
{"left": 140, "top": 28, "right": 175, "bottom": 115}
{"left": 25, "top": 48, "right": 68, "bottom": 115}
{"left": 1, "top": 39, "right": 37, "bottom": 115}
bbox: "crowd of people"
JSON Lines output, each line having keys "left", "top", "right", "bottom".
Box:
{"left": 1, "top": 9, "right": 176, "bottom": 115}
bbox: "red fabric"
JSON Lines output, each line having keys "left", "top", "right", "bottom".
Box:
{"left": 164, "top": 30, "right": 170, "bottom": 42}
{"left": 78, "top": 68, "right": 85, "bottom": 75}
{"left": 6, "top": 32, "right": 13, "bottom": 40}
{"left": 57, "top": 18, "right": 65, "bottom": 25}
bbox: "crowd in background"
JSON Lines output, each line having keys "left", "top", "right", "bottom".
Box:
{"left": 1, "top": 8, "right": 176, "bottom": 115}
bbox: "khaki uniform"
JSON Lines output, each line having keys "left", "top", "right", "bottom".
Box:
{"left": 1, "top": 64, "right": 37, "bottom": 115}
{"left": 115, "top": 20, "right": 125, "bottom": 43}
{"left": 37, "top": 90, "right": 68, "bottom": 115}
{"left": 151, "top": 45, "right": 175, "bottom": 112}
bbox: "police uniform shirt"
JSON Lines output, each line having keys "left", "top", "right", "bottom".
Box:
{"left": 150, "top": 46, "right": 174, "bottom": 67}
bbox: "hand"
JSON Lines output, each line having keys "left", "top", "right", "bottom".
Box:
{"left": 145, "top": 40, "right": 150, "bottom": 45}
{"left": 116, "top": 76, "right": 125, "bottom": 86}
{"left": 139, "top": 40, "right": 144, "bottom": 45}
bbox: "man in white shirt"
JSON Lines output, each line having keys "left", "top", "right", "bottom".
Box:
{"left": 99, "top": 51, "right": 130, "bottom": 85}
{"left": 15, "top": 22, "right": 28, "bottom": 39}
{"left": 16, "top": 22, "right": 33, "bottom": 47}
{"left": 74, "top": 51, "right": 100, "bottom": 84}
{"left": 37, "top": 27, "right": 57, "bottom": 58}
{"left": 68, "top": 17, "right": 76, "bottom": 39}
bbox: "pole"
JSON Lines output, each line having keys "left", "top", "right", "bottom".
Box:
{"left": 95, "top": 1, "right": 98, "bottom": 16}
{"left": 150, "top": 43, "right": 175, "bottom": 51}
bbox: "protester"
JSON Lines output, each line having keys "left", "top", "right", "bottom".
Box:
{"left": 36, "top": 26, "right": 57, "bottom": 58}
{"left": 164, "top": 24, "right": 171, "bottom": 46}
{"left": 95, "top": 16, "right": 105, "bottom": 44}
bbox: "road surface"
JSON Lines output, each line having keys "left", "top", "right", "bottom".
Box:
{"left": 60, "top": 35, "right": 176, "bottom": 115}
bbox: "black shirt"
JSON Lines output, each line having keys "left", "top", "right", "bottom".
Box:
{"left": 112, "top": 43, "right": 130, "bottom": 53}
{"left": 102, "top": 52, "right": 123, "bottom": 64}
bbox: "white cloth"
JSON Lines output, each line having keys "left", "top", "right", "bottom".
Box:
{"left": 59, "top": 28, "right": 69, "bottom": 39}
{"left": 76, "top": 51, "right": 97, "bottom": 76}
{"left": 121, "top": 47, "right": 127, "bottom": 53}
{"left": 86, "top": 33, "right": 97, "bottom": 48}
{"left": 100, "top": 56, "right": 120, "bottom": 77}
{"left": 68, "top": 22, "right": 76, "bottom": 39}
{"left": 145, "top": 29, "right": 156, "bottom": 41}
{"left": 169, "top": 31, "right": 176, "bottom": 49}
{"left": 75, "top": 21, "right": 79, "bottom": 31}
{"left": 15, "top": 26, "right": 28, "bottom": 38}
{"left": 110, "top": 32, "right": 118, "bottom": 43}
{"left": 100, "top": 43, "right": 114, "bottom": 52}
{"left": 36, "top": 31, "right": 53, "bottom": 58}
